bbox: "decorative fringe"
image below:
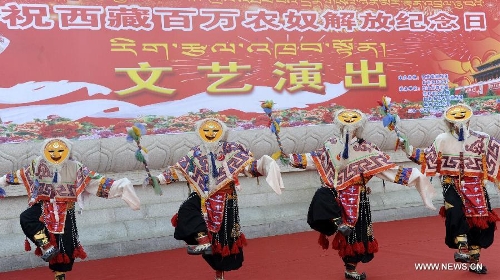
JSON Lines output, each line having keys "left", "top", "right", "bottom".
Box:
{"left": 24, "top": 238, "right": 31, "bottom": 251}
{"left": 343, "top": 242, "right": 354, "bottom": 257}
{"left": 466, "top": 211, "right": 500, "bottom": 230}
{"left": 467, "top": 217, "right": 489, "bottom": 230}
{"left": 239, "top": 233, "right": 248, "bottom": 246}
{"left": 331, "top": 233, "right": 346, "bottom": 251}
{"left": 367, "top": 239, "right": 379, "bottom": 254}
{"left": 353, "top": 242, "right": 365, "bottom": 254}
{"left": 318, "top": 233, "right": 329, "bottom": 250}
{"left": 331, "top": 234, "right": 379, "bottom": 257}
{"left": 230, "top": 243, "right": 240, "bottom": 254}
{"left": 171, "top": 213, "right": 178, "bottom": 228}
{"left": 73, "top": 245, "right": 87, "bottom": 260}
{"left": 50, "top": 252, "right": 71, "bottom": 264}
{"left": 49, "top": 233, "right": 57, "bottom": 246}
{"left": 439, "top": 206, "right": 446, "bottom": 218}
{"left": 221, "top": 245, "right": 230, "bottom": 257}
{"left": 211, "top": 235, "right": 247, "bottom": 256}
{"left": 214, "top": 241, "right": 222, "bottom": 254}
{"left": 63, "top": 253, "right": 71, "bottom": 263}
{"left": 34, "top": 247, "right": 42, "bottom": 257}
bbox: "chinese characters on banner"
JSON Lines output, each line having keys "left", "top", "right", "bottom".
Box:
{"left": 0, "top": 0, "right": 498, "bottom": 143}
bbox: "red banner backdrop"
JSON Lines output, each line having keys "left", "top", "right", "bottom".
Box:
{"left": 0, "top": 0, "right": 499, "bottom": 142}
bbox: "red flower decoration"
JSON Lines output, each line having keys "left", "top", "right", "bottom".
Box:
{"left": 40, "top": 122, "right": 81, "bottom": 139}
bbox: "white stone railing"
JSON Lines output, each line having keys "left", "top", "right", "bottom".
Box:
{"left": 1, "top": 115, "right": 500, "bottom": 272}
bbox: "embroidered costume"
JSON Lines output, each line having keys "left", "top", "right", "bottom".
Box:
{"left": 290, "top": 109, "right": 435, "bottom": 280}
{"left": 153, "top": 118, "right": 284, "bottom": 280}
{"left": 403, "top": 104, "right": 500, "bottom": 274}
{"left": 0, "top": 138, "right": 140, "bottom": 280}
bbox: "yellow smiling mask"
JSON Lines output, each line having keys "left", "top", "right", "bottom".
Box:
{"left": 444, "top": 104, "right": 472, "bottom": 123}
{"left": 197, "top": 119, "right": 227, "bottom": 143}
{"left": 42, "top": 138, "right": 71, "bottom": 165}
{"left": 443, "top": 104, "right": 473, "bottom": 141}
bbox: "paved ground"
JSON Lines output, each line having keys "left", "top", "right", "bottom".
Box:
{"left": 1, "top": 212, "right": 499, "bottom": 280}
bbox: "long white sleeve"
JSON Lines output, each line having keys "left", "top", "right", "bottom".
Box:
{"left": 375, "top": 166, "right": 436, "bottom": 210}
{"left": 108, "top": 178, "right": 141, "bottom": 210}
{"left": 84, "top": 178, "right": 141, "bottom": 210}
{"left": 0, "top": 175, "right": 6, "bottom": 187}
{"left": 255, "top": 155, "right": 285, "bottom": 195}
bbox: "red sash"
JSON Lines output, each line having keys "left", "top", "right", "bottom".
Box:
{"left": 338, "top": 185, "right": 361, "bottom": 227}
{"left": 455, "top": 177, "right": 488, "bottom": 218}
{"left": 42, "top": 201, "right": 68, "bottom": 234}
{"left": 205, "top": 188, "right": 234, "bottom": 233}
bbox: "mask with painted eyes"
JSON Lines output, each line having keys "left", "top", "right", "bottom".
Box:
{"left": 445, "top": 104, "right": 472, "bottom": 123}
{"left": 43, "top": 138, "right": 70, "bottom": 165}
{"left": 337, "top": 110, "right": 362, "bottom": 125}
{"left": 198, "top": 119, "right": 224, "bottom": 143}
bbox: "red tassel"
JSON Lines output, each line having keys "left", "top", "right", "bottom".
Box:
{"left": 331, "top": 233, "right": 346, "bottom": 251}
{"left": 230, "top": 243, "right": 240, "bottom": 254}
{"left": 73, "top": 245, "right": 87, "bottom": 260}
{"left": 488, "top": 210, "right": 500, "bottom": 223}
{"left": 344, "top": 244, "right": 354, "bottom": 257}
{"left": 467, "top": 216, "right": 489, "bottom": 230}
{"left": 367, "top": 239, "right": 379, "bottom": 253}
{"left": 439, "top": 206, "right": 446, "bottom": 218}
{"left": 62, "top": 253, "right": 71, "bottom": 263}
{"left": 34, "top": 247, "right": 42, "bottom": 257}
{"left": 50, "top": 253, "right": 64, "bottom": 264}
{"left": 214, "top": 241, "right": 222, "bottom": 254}
{"left": 318, "top": 234, "right": 329, "bottom": 250}
{"left": 239, "top": 233, "right": 248, "bottom": 246}
{"left": 24, "top": 239, "right": 32, "bottom": 252}
{"left": 221, "top": 245, "right": 230, "bottom": 257}
{"left": 353, "top": 242, "right": 365, "bottom": 254}
{"left": 171, "top": 213, "right": 178, "bottom": 228}
{"left": 49, "top": 233, "right": 57, "bottom": 246}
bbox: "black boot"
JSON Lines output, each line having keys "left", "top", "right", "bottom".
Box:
{"left": 187, "top": 232, "right": 212, "bottom": 255}
{"left": 344, "top": 263, "right": 366, "bottom": 280}
{"left": 33, "top": 230, "right": 59, "bottom": 262}
{"left": 333, "top": 218, "right": 352, "bottom": 236}
{"left": 453, "top": 235, "right": 469, "bottom": 263}
{"left": 468, "top": 246, "right": 487, "bottom": 274}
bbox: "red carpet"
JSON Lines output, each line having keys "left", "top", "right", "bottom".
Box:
{"left": 2, "top": 213, "right": 499, "bottom": 280}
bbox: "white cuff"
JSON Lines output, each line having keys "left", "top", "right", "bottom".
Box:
{"left": 108, "top": 178, "right": 141, "bottom": 210}
{"left": 257, "top": 155, "right": 285, "bottom": 195}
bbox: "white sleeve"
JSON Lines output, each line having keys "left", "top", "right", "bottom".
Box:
{"left": 255, "top": 155, "right": 285, "bottom": 195}
{"left": 84, "top": 177, "right": 141, "bottom": 210}
{"left": 375, "top": 166, "right": 436, "bottom": 210}
{"left": 0, "top": 175, "right": 7, "bottom": 187}
{"left": 108, "top": 178, "right": 141, "bottom": 210}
